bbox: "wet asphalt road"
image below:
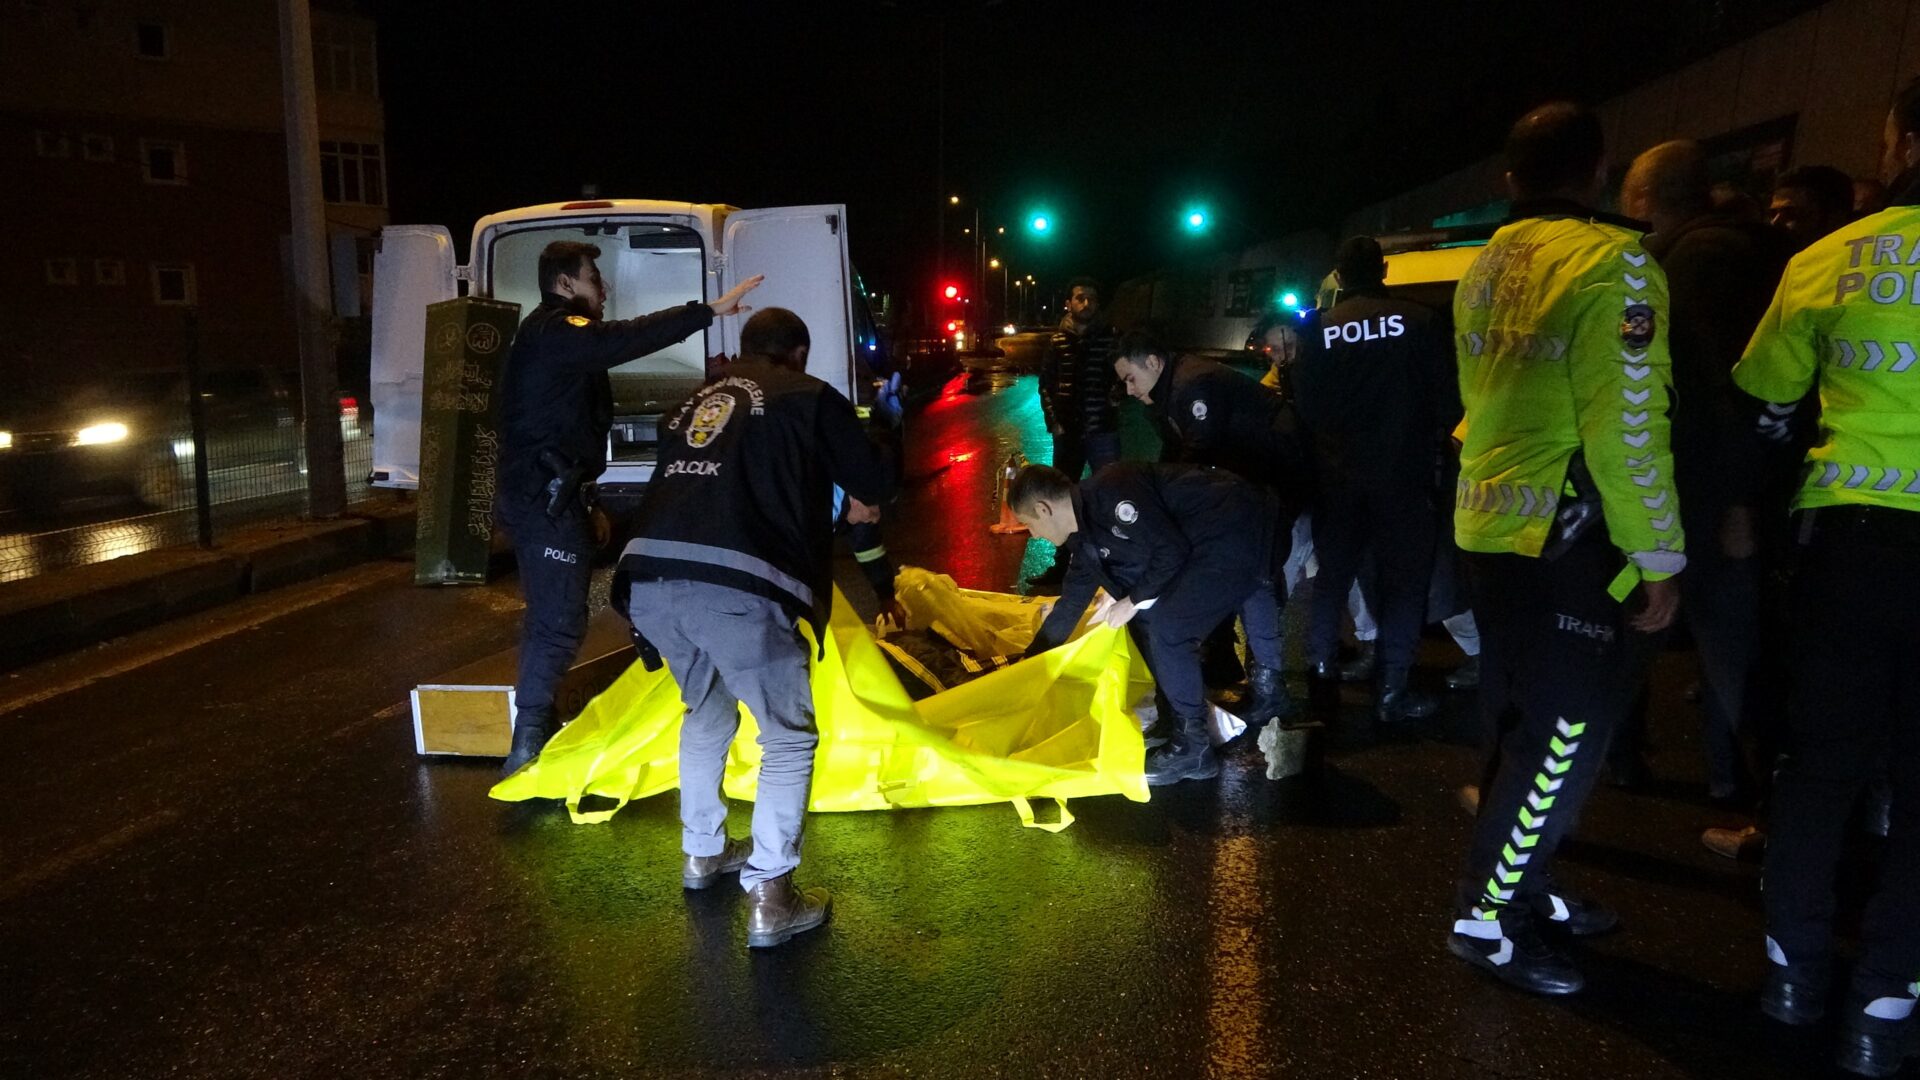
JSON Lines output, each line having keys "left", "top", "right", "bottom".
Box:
{"left": 1, "top": 370, "right": 1898, "bottom": 1078}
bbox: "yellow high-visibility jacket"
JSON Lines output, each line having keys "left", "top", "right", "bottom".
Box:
{"left": 1453, "top": 206, "right": 1687, "bottom": 583}
{"left": 1733, "top": 203, "right": 1920, "bottom": 512}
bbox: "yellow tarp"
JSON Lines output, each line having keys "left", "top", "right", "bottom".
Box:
{"left": 490, "top": 568, "right": 1152, "bottom": 829}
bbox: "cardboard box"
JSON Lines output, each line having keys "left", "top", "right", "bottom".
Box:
{"left": 412, "top": 607, "right": 639, "bottom": 756}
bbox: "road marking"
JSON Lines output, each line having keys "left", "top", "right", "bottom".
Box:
{"left": 0, "top": 562, "right": 410, "bottom": 716}
{"left": 1207, "top": 832, "right": 1266, "bottom": 1076}
{"left": 0, "top": 808, "right": 183, "bottom": 901}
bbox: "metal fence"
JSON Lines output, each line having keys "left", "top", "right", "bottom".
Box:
{"left": 1, "top": 319, "right": 378, "bottom": 583}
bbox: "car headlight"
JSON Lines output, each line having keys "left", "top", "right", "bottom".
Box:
{"left": 72, "top": 422, "right": 129, "bottom": 446}
{"left": 0, "top": 431, "right": 11, "bottom": 450}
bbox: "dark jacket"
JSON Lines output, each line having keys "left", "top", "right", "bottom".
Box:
{"left": 1145, "top": 354, "right": 1312, "bottom": 509}
{"left": 618, "top": 359, "right": 895, "bottom": 632}
{"left": 498, "top": 294, "right": 713, "bottom": 509}
{"left": 1290, "top": 288, "right": 1449, "bottom": 490}
{"left": 1645, "top": 212, "right": 1794, "bottom": 530}
{"left": 1029, "top": 463, "right": 1277, "bottom": 654}
{"left": 1041, "top": 315, "right": 1120, "bottom": 436}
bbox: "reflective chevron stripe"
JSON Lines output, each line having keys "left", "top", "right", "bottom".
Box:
{"left": 1457, "top": 481, "right": 1557, "bottom": 518}
{"left": 1808, "top": 462, "right": 1920, "bottom": 493}
{"left": 1825, "top": 338, "right": 1919, "bottom": 373}
{"left": 1479, "top": 717, "right": 1588, "bottom": 912}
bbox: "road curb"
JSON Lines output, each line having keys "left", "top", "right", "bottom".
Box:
{"left": 0, "top": 500, "right": 417, "bottom": 674}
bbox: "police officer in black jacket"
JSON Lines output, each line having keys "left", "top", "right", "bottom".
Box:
{"left": 496, "top": 240, "right": 761, "bottom": 774}
{"left": 620, "top": 307, "right": 894, "bottom": 948}
{"left": 1013, "top": 462, "right": 1292, "bottom": 785}
{"left": 1291, "top": 236, "right": 1450, "bottom": 724}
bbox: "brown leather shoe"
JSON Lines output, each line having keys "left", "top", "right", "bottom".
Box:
{"left": 682, "top": 837, "right": 751, "bottom": 890}
{"left": 1701, "top": 825, "right": 1767, "bottom": 862}
{"left": 745, "top": 872, "right": 831, "bottom": 949}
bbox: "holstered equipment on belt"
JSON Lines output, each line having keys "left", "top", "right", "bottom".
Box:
{"left": 1541, "top": 452, "right": 1603, "bottom": 561}
{"left": 539, "top": 448, "right": 590, "bottom": 520}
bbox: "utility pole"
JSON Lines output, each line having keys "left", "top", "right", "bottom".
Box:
{"left": 278, "top": 0, "right": 346, "bottom": 518}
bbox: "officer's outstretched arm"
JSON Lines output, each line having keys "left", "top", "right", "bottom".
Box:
{"left": 1570, "top": 245, "right": 1685, "bottom": 582}
{"left": 548, "top": 302, "right": 717, "bottom": 373}
{"left": 1025, "top": 564, "right": 1100, "bottom": 657}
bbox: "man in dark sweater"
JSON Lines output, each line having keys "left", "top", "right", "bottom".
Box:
{"left": 1620, "top": 140, "right": 1793, "bottom": 808}
{"left": 619, "top": 307, "right": 895, "bottom": 948}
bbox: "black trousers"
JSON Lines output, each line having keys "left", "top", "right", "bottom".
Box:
{"left": 501, "top": 499, "right": 595, "bottom": 723}
{"left": 1052, "top": 426, "right": 1121, "bottom": 481}
{"left": 1132, "top": 568, "right": 1284, "bottom": 721}
{"left": 1455, "top": 532, "right": 1661, "bottom": 916}
{"left": 1765, "top": 507, "right": 1920, "bottom": 998}
{"left": 1307, "top": 480, "right": 1435, "bottom": 684}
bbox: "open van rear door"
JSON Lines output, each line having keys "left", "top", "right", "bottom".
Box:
{"left": 370, "top": 225, "right": 458, "bottom": 489}
{"left": 720, "top": 206, "right": 856, "bottom": 399}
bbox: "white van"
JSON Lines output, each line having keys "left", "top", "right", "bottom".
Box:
{"left": 368, "top": 199, "right": 868, "bottom": 509}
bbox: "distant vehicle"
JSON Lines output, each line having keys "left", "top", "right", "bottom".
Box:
{"left": 0, "top": 368, "right": 358, "bottom": 517}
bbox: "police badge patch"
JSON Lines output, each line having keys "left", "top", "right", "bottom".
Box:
{"left": 1621, "top": 304, "right": 1655, "bottom": 349}
{"left": 1191, "top": 399, "right": 1209, "bottom": 421}
{"left": 685, "top": 394, "right": 736, "bottom": 448}
{"left": 1115, "top": 500, "right": 1139, "bottom": 524}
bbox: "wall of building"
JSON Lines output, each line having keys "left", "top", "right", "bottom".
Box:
{"left": 0, "top": 0, "right": 386, "bottom": 388}
{"left": 1342, "top": 0, "right": 1920, "bottom": 235}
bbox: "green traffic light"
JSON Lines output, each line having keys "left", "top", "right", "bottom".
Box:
{"left": 1184, "top": 209, "right": 1208, "bottom": 231}
{"left": 1029, "top": 214, "right": 1050, "bottom": 233}
{"left": 1280, "top": 291, "right": 1300, "bottom": 310}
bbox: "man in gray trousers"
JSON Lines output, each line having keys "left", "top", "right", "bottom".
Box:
{"left": 618, "top": 307, "right": 895, "bottom": 948}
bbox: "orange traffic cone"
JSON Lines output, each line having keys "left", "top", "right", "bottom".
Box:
{"left": 989, "top": 451, "right": 1029, "bottom": 534}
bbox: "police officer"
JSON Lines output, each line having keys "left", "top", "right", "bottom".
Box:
{"left": 620, "top": 307, "right": 894, "bottom": 948}
{"left": 1111, "top": 331, "right": 1311, "bottom": 735}
{"left": 1443, "top": 103, "right": 1683, "bottom": 996}
{"left": 1292, "top": 236, "right": 1449, "bottom": 723}
{"left": 1733, "top": 78, "right": 1920, "bottom": 1077}
{"left": 496, "top": 240, "right": 761, "bottom": 774}
{"left": 1011, "top": 461, "right": 1289, "bottom": 785}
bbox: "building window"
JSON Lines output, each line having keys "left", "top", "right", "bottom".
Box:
{"left": 135, "top": 20, "right": 168, "bottom": 59}
{"left": 46, "top": 258, "right": 79, "bottom": 286}
{"left": 35, "top": 130, "right": 70, "bottom": 158}
{"left": 80, "top": 133, "right": 114, "bottom": 162}
{"left": 320, "top": 141, "right": 385, "bottom": 206}
{"left": 139, "top": 139, "right": 186, "bottom": 184}
{"left": 312, "top": 20, "right": 377, "bottom": 96}
{"left": 151, "top": 263, "right": 196, "bottom": 305}
{"left": 95, "top": 259, "right": 126, "bottom": 286}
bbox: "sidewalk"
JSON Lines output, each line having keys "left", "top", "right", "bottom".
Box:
{"left": 0, "top": 497, "right": 418, "bottom": 673}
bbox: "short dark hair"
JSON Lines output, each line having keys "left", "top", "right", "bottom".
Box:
{"left": 1505, "top": 102, "right": 1606, "bottom": 198}
{"left": 1333, "top": 235, "right": 1386, "bottom": 288}
{"left": 1894, "top": 74, "right": 1920, "bottom": 140}
{"left": 1628, "top": 140, "right": 1711, "bottom": 218}
{"left": 1775, "top": 165, "right": 1857, "bottom": 221}
{"left": 1112, "top": 329, "right": 1169, "bottom": 368}
{"left": 739, "top": 307, "right": 810, "bottom": 361}
{"left": 1066, "top": 276, "right": 1101, "bottom": 299}
{"left": 1007, "top": 464, "right": 1074, "bottom": 513}
{"left": 538, "top": 241, "right": 601, "bottom": 294}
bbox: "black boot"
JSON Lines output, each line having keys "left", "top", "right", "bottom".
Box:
{"left": 1376, "top": 672, "right": 1438, "bottom": 723}
{"left": 501, "top": 710, "right": 557, "bottom": 776}
{"left": 1144, "top": 713, "right": 1220, "bottom": 786}
{"left": 1446, "top": 907, "right": 1585, "bottom": 996}
{"left": 1835, "top": 991, "right": 1919, "bottom": 1078}
{"left": 1235, "top": 662, "right": 1300, "bottom": 730}
{"left": 1760, "top": 955, "right": 1830, "bottom": 1026}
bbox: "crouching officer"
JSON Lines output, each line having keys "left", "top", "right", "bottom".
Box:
{"left": 496, "top": 239, "right": 761, "bottom": 774}
{"left": 620, "top": 307, "right": 895, "bottom": 948}
{"left": 1111, "top": 331, "right": 1312, "bottom": 733}
{"left": 1012, "top": 462, "right": 1293, "bottom": 785}
{"left": 1733, "top": 77, "right": 1920, "bottom": 1077}
{"left": 1292, "top": 236, "right": 1451, "bottom": 724}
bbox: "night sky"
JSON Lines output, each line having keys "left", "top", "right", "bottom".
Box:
{"left": 369, "top": 0, "right": 1817, "bottom": 311}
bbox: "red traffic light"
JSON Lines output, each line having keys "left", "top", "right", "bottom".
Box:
{"left": 942, "top": 284, "right": 960, "bottom": 300}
